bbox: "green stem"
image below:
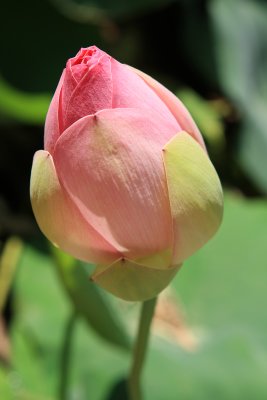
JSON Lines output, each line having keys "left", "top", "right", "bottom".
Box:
{"left": 59, "top": 311, "right": 77, "bottom": 400}
{"left": 128, "top": 297, "right": 157, "bottom": 400}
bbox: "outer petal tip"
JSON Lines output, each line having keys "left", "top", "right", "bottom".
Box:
{"left": 30, "top": 150, "right": 57, "bottom": 203}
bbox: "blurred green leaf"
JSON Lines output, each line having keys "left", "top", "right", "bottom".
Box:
{"left": 0, "top": 76, "right": 50, "bottom": 124}
{"left": 11, "top": 245, "right": 128, "bottom": 399}
{"left": 177, "top": 88, "right": 225, "bottom": 151}
{"left": 10, "top": 247, "right": 70, "bottom": 399}
{"left": 209, "top": 0, "right": 267, "bottom": 192}
{"left": 0, "top": 368, "right": 12, "bottom": 399}
{"left": 238, "top": 109, "right": 267, "bottom": 193}
{"left": 6, "top": 193, "right": 267, "bottom": 399}
{"left": 52, "top": 247, "right": 131, "bottom": 351}
{"left": 210, "top": 0, "right": 267, "bottom": 106}
{"left": 164, "top": 193, "right": 267, "bottom": 399}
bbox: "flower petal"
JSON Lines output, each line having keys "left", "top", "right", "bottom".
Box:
{"left": 30, "top": 150, "right": 120, "bottom": 264}
{"left": 163, "top": 132, "right": 223, "bottom": 264}
{"left": 136, "top": 248, "right": 172, "bottom": 269}
{"left": 129, "top": 66, "right": 206, "bottom": 149}
{"left": 92, "top": 258, "right": 181, "bottom": 301}
{"left": 44, "top": 70, "right": 65, "bottom": 154}
{"left": 111, "top": 59, "right": 179, "bottom": 130}
{"left": 54, "top": 108, "right": 174, "bottom": 261}
{"left": 63, "top": 55, "right": 113, "bottom": 131}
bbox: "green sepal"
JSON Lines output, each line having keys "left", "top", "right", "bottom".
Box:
{"left": 92, "top": 258, "right": 181, "bottom": 302}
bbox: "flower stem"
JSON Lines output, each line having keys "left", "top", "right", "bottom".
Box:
{"left": 59, "top": 311, "right": 77, "bottom": 400}
{"left": 128, "top": 297, "right": 157, "bottom": 400}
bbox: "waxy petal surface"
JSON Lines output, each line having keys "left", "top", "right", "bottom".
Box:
{"left": 30, "top": 150, "right": 120, "bottom": 264}
{"left": 44, "top": 70, "right": 65, "bottom": 154}
{"left": 129, "top": 66, "right": 206, "bottom": 149}
{"left": 54, "top": 108, "right": 174, "bottom": 261}
{"left": 111, "top": 59, "right": 179, "bottom": 130}
{"left": 163, "top": 132, "right": 223, "bottom": 264}
{"left": 92, "top": 259, "right": 181, "bottom": 301}
{"left": 63, "top": 55, "right": 113, "bottom": 131}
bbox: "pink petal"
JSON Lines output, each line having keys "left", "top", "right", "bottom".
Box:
{"left": 30, "top": 150, "right": 121, "bottom": 264}
{"left": 111, "top": 59, "right": 180, "bottom": 129}
{"left": 44, "top": 70, "right": 65, "bottom": 154}
{"left": 63, "top": 55, "right": 113, "bottom": 131}
{"left": 128, "top": 66, "right": 206, "bottom": 149}
{"left": 54, "top": 108, "right": 174, "bottom": 261}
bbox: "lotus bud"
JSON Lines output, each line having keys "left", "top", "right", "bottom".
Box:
{"left": 30, "top": 46, "right": 223, "bottom": 301}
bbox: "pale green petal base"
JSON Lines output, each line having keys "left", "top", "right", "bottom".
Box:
{"left": 92, "top": 259, "right": 181, "bottom": 302}
{"left": 30, "top": 150, "right": 118, "bottom": 264}
{"left": 136, "top": 248, "right": 172, "bottom": 269}
{"left": 163, "top": 132, "right": 223, "bottom": 264}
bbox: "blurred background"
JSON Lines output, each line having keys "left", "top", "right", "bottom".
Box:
{"left": 0, "top": 0, "right": 267, "bottom": 399}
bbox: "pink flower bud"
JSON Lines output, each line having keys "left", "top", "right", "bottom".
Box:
{"left": 30, "top": 46, "right": 223, "bottom": 301}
